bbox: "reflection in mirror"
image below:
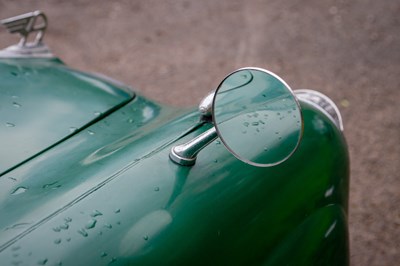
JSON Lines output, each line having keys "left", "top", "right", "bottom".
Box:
{"left": 198, "top": 72, "right": 253, "bottom": 118}
{"left": 213, "top": 68, "right": 303, "bottom": 167}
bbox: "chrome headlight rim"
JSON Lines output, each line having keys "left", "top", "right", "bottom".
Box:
{"left": 295, "top": 89, "right": 344, "bottom": 132}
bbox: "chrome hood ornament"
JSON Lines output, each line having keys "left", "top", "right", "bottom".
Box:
{"left": 0, "top": 11, "right": 54, "bottom": 58}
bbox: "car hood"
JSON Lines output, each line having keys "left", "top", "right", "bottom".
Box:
{"left": 0, "top": 58, "right": 134, "bottom": 175}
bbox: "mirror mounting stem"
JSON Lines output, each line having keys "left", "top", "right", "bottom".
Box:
{"left": 169, "top": 127, "right": 218, "bottom": 166}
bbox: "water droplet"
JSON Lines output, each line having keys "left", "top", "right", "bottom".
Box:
{"left": 91, "top": 210, "right": 103, "bottom": 217}
{"left": 37, "top": 258, "right": 48, "bottom": 265}
{"left": 143, "top": 235, "right": 149, "bottom": 241}
{"left": 11, "top": 186, "right": 28, "bottom": 195}
{"left": 277, "top": 112, "right": 281, "bottom": 116}
{"left": 11, "top": 246, "right": 21, "bottom": 251}
{"left": 256, "top": 128, "right": 260, "bottom": 133}
{"left": 242, "top": 130, "right": 247, "bottom": 134}
{"left": 8, "top": 177, "right": 17, "bottom": 181}
{"left": 243, "top": 122, "right": 249, "bottom": 127}
{"left": 42, "top": 184, "right": 51, "bottom": 189}
{"left": 5, "top": 223, "right": 30, "bottom": 230}
{"left": 101, "top": 252, "right": 107, "bottom": 258}
{"left": 85, "top": 219, "right": 97, "bottom": 229}
{"left": 88, "top": 130, "right": 95, "bottom": 135}
{"left": 259, "top": 120, "right": 265, "bottom": 124}
{"left": 116, "top": 221, "right": 121, "bottom": 225}
{"left": 6, "top": 122, "right": 15, "bottom": 127}
{"left": 264, "top": 146, "right": 268, "bottom": 151}
{"left": 104, "top": 224, "right": 112, "bottom": 229}
{"left": 66, "top": 237, "right": 71, "bottom": 242}
{"left": 216, "top": 140, "right": 221, "bottom": 145}
{"left": 114, "top": 209, "right": 121, "bottom": 214}
{"left": 78, "top": 229, "right": 88, "bottom": 237}
{"left": 53, "top": 227, "right": 61, "bottom": 232}
{"left": 94, "top": 111, "right": 101, "bottom": 116}
{"left": 214, "top": 159, "right": 218, "bottom": 163}
{"left": 110, "top": 257, "right": 116, "bottom": 263}
{"left": 12, "top": 102, "right": 21, "bottom": 108}
{"left": 279, "top": 137, "right": 282, "bottom": 140}
{"left": 275, "top": 132, "right": 280, "bottom": 135}
{"left": 64, "top": 217, "right": 72, "bottom": 223}
{"left": 154, "top": 187, "right": 160, "bottom": 192}
{"left": 54, "top": 238, "right": 62, "bottom": 244}
{"left": 262, "top": 94, "right": 267, "bottom": 97}
{"left": 252, "top": 122, "right": 259, "bottom": 126}
{"left": 42, "top": 181, "right": 61, "bottom": 190}
{"left": 69, "top": 127, "right": 78, "bottom": 133}
{"left": 127, "top": 118, "right": 134, "bottom": 123}
{"left": 60, "top": 223, "right": 69, "bottom": 230}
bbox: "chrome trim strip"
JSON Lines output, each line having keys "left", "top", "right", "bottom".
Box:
{"left": 0, "top": 43, "right": 54, "bottom": 58}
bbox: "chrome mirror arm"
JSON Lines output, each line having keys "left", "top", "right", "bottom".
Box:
{"left": 169, "top": 127, "right": 218, "bottom": 166}
{"left": 169, "top": 91, "right": 217, "bottom": 166}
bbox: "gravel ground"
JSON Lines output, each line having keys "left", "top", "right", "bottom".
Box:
{"left": 1, "top": 1, "right": 399, "bottom": 265}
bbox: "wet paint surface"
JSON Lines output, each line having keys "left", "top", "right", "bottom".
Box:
{"left": 0, "top": 58, "right": 133, "bottom": 175}
{"left": 0, "top": 98, "right": 349, "bottom": 265}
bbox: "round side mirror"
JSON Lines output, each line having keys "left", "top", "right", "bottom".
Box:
{"left": 212, "top": 68, "right": 303, "bottom": 167}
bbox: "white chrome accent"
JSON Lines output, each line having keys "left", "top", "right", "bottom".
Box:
{"left": 198, "top": 91, "right": 215, "bottom": 117}
{"left": 0, "top": 11, "right": 54, "bottom": 58}
{"left": 0, "top": 43, "right": 54, "bottom": 58}
{"left": 295, "top": 89, "right": 344, "bottom": 131}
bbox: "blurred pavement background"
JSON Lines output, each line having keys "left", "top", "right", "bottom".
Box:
{"left": 1, "top": 0, "right": 399, "bottom": 265}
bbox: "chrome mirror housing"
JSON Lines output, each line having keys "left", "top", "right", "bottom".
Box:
{"left": 170, "top": 67, "right": 304, "bottom": 167}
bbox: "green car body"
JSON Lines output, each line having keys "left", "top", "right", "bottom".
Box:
{"left": 0, "top": 12, "right": 349, "bottom": 266}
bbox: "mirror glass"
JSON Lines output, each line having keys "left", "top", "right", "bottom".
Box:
{"left": 212, "top": 68, "right": 303, "bottom": 167}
